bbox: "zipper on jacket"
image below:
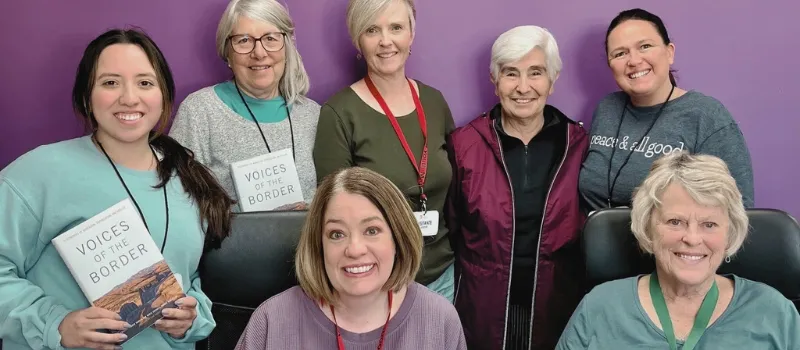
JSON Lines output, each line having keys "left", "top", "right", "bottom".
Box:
{"left": 493, "top": 125, "right": 517, "bottom": 350}
{"left": 454, "top": 271, "right": 462, "bottom": 302}
{"left": 526, "top": 126, "right": 570, "bottom": 350}
{"left": 523, "top": 145, "right": 529, "bottom": 189}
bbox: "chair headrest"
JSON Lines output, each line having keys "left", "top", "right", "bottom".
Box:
{"left": 200, "top": 210, "right": 307, "bottom": 308}
{"left": 582, "top": 208, "right": 800, "bottom": 304}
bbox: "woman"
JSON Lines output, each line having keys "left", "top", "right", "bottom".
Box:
{"left": 558, "top": 151, "right": 799, "bottom": 349}
{"left": 579, "top": 8, "right": 754, "bottom": 212}
{"left": 170, "top": 0, "right": 319, "bottom": 212}
{"left": 313, "top": 0, "right": 457, "bottom": 302}
{"left": 447, "top": 26, "right": 588, "bottom": 350}
{"left": 0, "top": 29, "right": 233, "bottom": 349}
{"left": 235, "top": 167, "right": 466, "bottom": 349}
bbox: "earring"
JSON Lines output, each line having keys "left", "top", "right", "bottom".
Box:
{"left": 409, "top": 48, "right": 412, "bottom": 56}
{"left": 725, "top": 256, "right": 731, "bottom": 263}
{"left": 356, "top": 52, "right": 362, "bottom": 60}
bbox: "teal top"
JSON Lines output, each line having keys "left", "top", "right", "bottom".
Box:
{"left": 0, "top": 136, "right": 214, "bottom": 349}
{"left": 556, "top": 275, "right": 800, "bottom": 349}
{"left": 214, "top": 80, "right": 289, "bottom": 123}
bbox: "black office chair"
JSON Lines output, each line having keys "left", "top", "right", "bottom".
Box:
{"left": 582, "top": 208, "right": 800, "bottom": 309}
{"left": 195, "top": 210, "right": 307, "bottom": 350}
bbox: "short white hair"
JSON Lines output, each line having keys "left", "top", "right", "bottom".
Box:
{"left": 630, "top": 151, "right": 750, "bottom": 258}
{"left": 216, "top": 0, "right": 310, "bottom": 104}
{"left": 346, "top": 0, "right": 416, "bottom": 51}
{"left": 490, "top": 25, "right": 562, "bottom": 82}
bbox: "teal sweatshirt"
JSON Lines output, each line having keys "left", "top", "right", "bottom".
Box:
{"left": 0, "top": 136, "right": 215, "bottom": 349}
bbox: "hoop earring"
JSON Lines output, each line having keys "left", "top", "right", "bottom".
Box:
{"left": 725, "top": 256, "right": 731, "bottom": 263}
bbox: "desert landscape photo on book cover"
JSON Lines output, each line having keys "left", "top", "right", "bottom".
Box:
{"left": 93, "top": 260, "right": 184, "bottom": 338}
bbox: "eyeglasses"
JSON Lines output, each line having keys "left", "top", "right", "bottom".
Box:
{"left": 228, "top": 33, "right": 286, "bottom": 54}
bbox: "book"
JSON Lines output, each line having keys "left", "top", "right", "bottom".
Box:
{"left": 229, "top": 148, "right": 305, "bottom": 212}
{"left": 51, "top": 198, "right": 185, "bottom": 342}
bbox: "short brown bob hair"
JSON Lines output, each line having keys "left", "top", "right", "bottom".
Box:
{"left": 295, "top": 167, "right": 423, "bottom": 305}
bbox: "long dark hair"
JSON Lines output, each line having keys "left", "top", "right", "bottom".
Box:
{"left": 72, "top": 28, "right": 233, "bottom": 250}
{"left": 605, "top": 8, "right": 677, "bottom": 86}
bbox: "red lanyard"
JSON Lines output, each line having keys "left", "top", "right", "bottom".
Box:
{"left": 329, "top": 290, "right": 393, "bottom": 350}
{"left": 364, "top": 74, "right": 429, "bottom": 210}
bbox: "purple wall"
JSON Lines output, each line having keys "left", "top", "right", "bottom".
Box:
{"left": 1, "top": 1, "right": 797, "bottom": 218}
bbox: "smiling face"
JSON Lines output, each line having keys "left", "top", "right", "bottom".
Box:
{"left": 227, "top": 15, "right": 286, "bottom": 99}
{"left": 322, "top": 191, "right": 396, "bottom": 299}
{"left": 493, "top": 47, "right": 555, "bottom": 121}
{"left": 91, "top": 44, "right": 163, "bottom": 146}
{"left": 651, "top": 183, "right": 729, "bottom": 287}
{"left": 358, "top": 0, "right": 413, "bottom": 77}
{"left": 606, "top": 19, "right": 675, "bottom": 104}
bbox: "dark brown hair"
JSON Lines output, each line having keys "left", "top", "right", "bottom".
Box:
{"left": 72, "top": 28, "right": 234, "bottom": 250}
{"left": 606, "top": 8, "right": 677, "bottom": 86}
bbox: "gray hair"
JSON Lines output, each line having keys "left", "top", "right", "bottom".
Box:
{"left": 346, "top": 0, "right": 416, "bottom": 51}
{"left": 630, "top": 151, "right": 749, "bottom": 258}
{"left": 490, "top": 25, "right": 562, "bottom": 83}
{"left": 216, "top": 0, "right": 310, "bottom": 104}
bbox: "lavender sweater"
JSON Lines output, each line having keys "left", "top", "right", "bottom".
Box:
{"left": 235, "top": 282, "right": 467, "bottom": 350}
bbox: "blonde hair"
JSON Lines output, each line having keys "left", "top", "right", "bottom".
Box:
{"left": 216, "top": 0, "right": 310, "bottom": 104}
{"left": 295, "top": 167, "right": 423, "bottom": 305}
{"left": 346, "top": 0, "right": 416, "bottom": 51}
{"left": 630, "top": 151, "right": 749, "bottom": 258}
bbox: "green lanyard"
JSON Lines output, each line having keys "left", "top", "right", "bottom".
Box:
{"left": 649, "top": 271, "right": 719, "bottom": 350}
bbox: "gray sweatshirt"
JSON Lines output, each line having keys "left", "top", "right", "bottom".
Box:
{"left": 169, "top": 86, "right": 320, "bottom": 211}
{"left": 235, "top": 282, "right": 468, "bottom": 350}
{"left": 579, "top": 90, "right": 754, "bottom": 211}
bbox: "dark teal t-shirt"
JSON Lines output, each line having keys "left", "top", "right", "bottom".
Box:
{"left": 556, "top": 275, "right": 800, "bottom": 349}
{"left": 214, "top": 80, "right": 289, "bottom": 123}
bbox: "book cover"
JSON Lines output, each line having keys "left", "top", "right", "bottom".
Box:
{"left": 51, "top": 199, "right": 185, "bottom": 342}
{"left": 230, "top": 148, "right": 305, "bottom": 212}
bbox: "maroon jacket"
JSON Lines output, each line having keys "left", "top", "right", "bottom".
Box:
{"left": 446, "top": 105, "right": 589, "bottom": 350}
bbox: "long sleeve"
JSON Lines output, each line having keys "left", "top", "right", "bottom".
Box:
{"left": 443, "top": 302, "right": 468, "bottom": 350}
{"left": 169, "top": 95, "right": 212, "bottom": 165}
{"left": 234, "top": 304, "right": 268, "bottom": 350}
{"left": 0, "top": 178, "right": 70, "bottom": 350}
{"left": 696, "top": 123, "right": 755, "bottom": 207}
{"left": 313, "top": 104, "right": 354, "bottom": 183}
{"left": 554, "top": 297, "right": 591, "bottom": 350}
{"left": 162, "top": 270, "right": 215, "bottom": 346}
{"left": 444, "top": 133, "right": 462, "bottom": 259}
{"left": 443, "top": 98, "right": 456, "bottom": 135}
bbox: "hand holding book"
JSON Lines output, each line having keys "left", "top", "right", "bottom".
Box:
{"left": 52, "top": 199, "right": 188, "bottom": 344}
{"left": 58, "top": 306, "right": 131, "bottom": 349}
{"left": 153, "top": 296, "right": 198, "bottom": 339}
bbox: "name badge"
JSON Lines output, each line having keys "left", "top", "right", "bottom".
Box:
{"left": 229, "top": 149, "right": 304, "bottom": 212}
{"left": 413, "top": 211, "right": 439, "bottom": 237}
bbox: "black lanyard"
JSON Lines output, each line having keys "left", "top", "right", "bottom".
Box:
{"left": 606, "top": 84, "right": 675, "bottom": 207}
{"left": 95, "top": 136, "right": 169, "bottom": 253}
{"left": 233, "top": 80, "right": 296, "bottom": 160}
